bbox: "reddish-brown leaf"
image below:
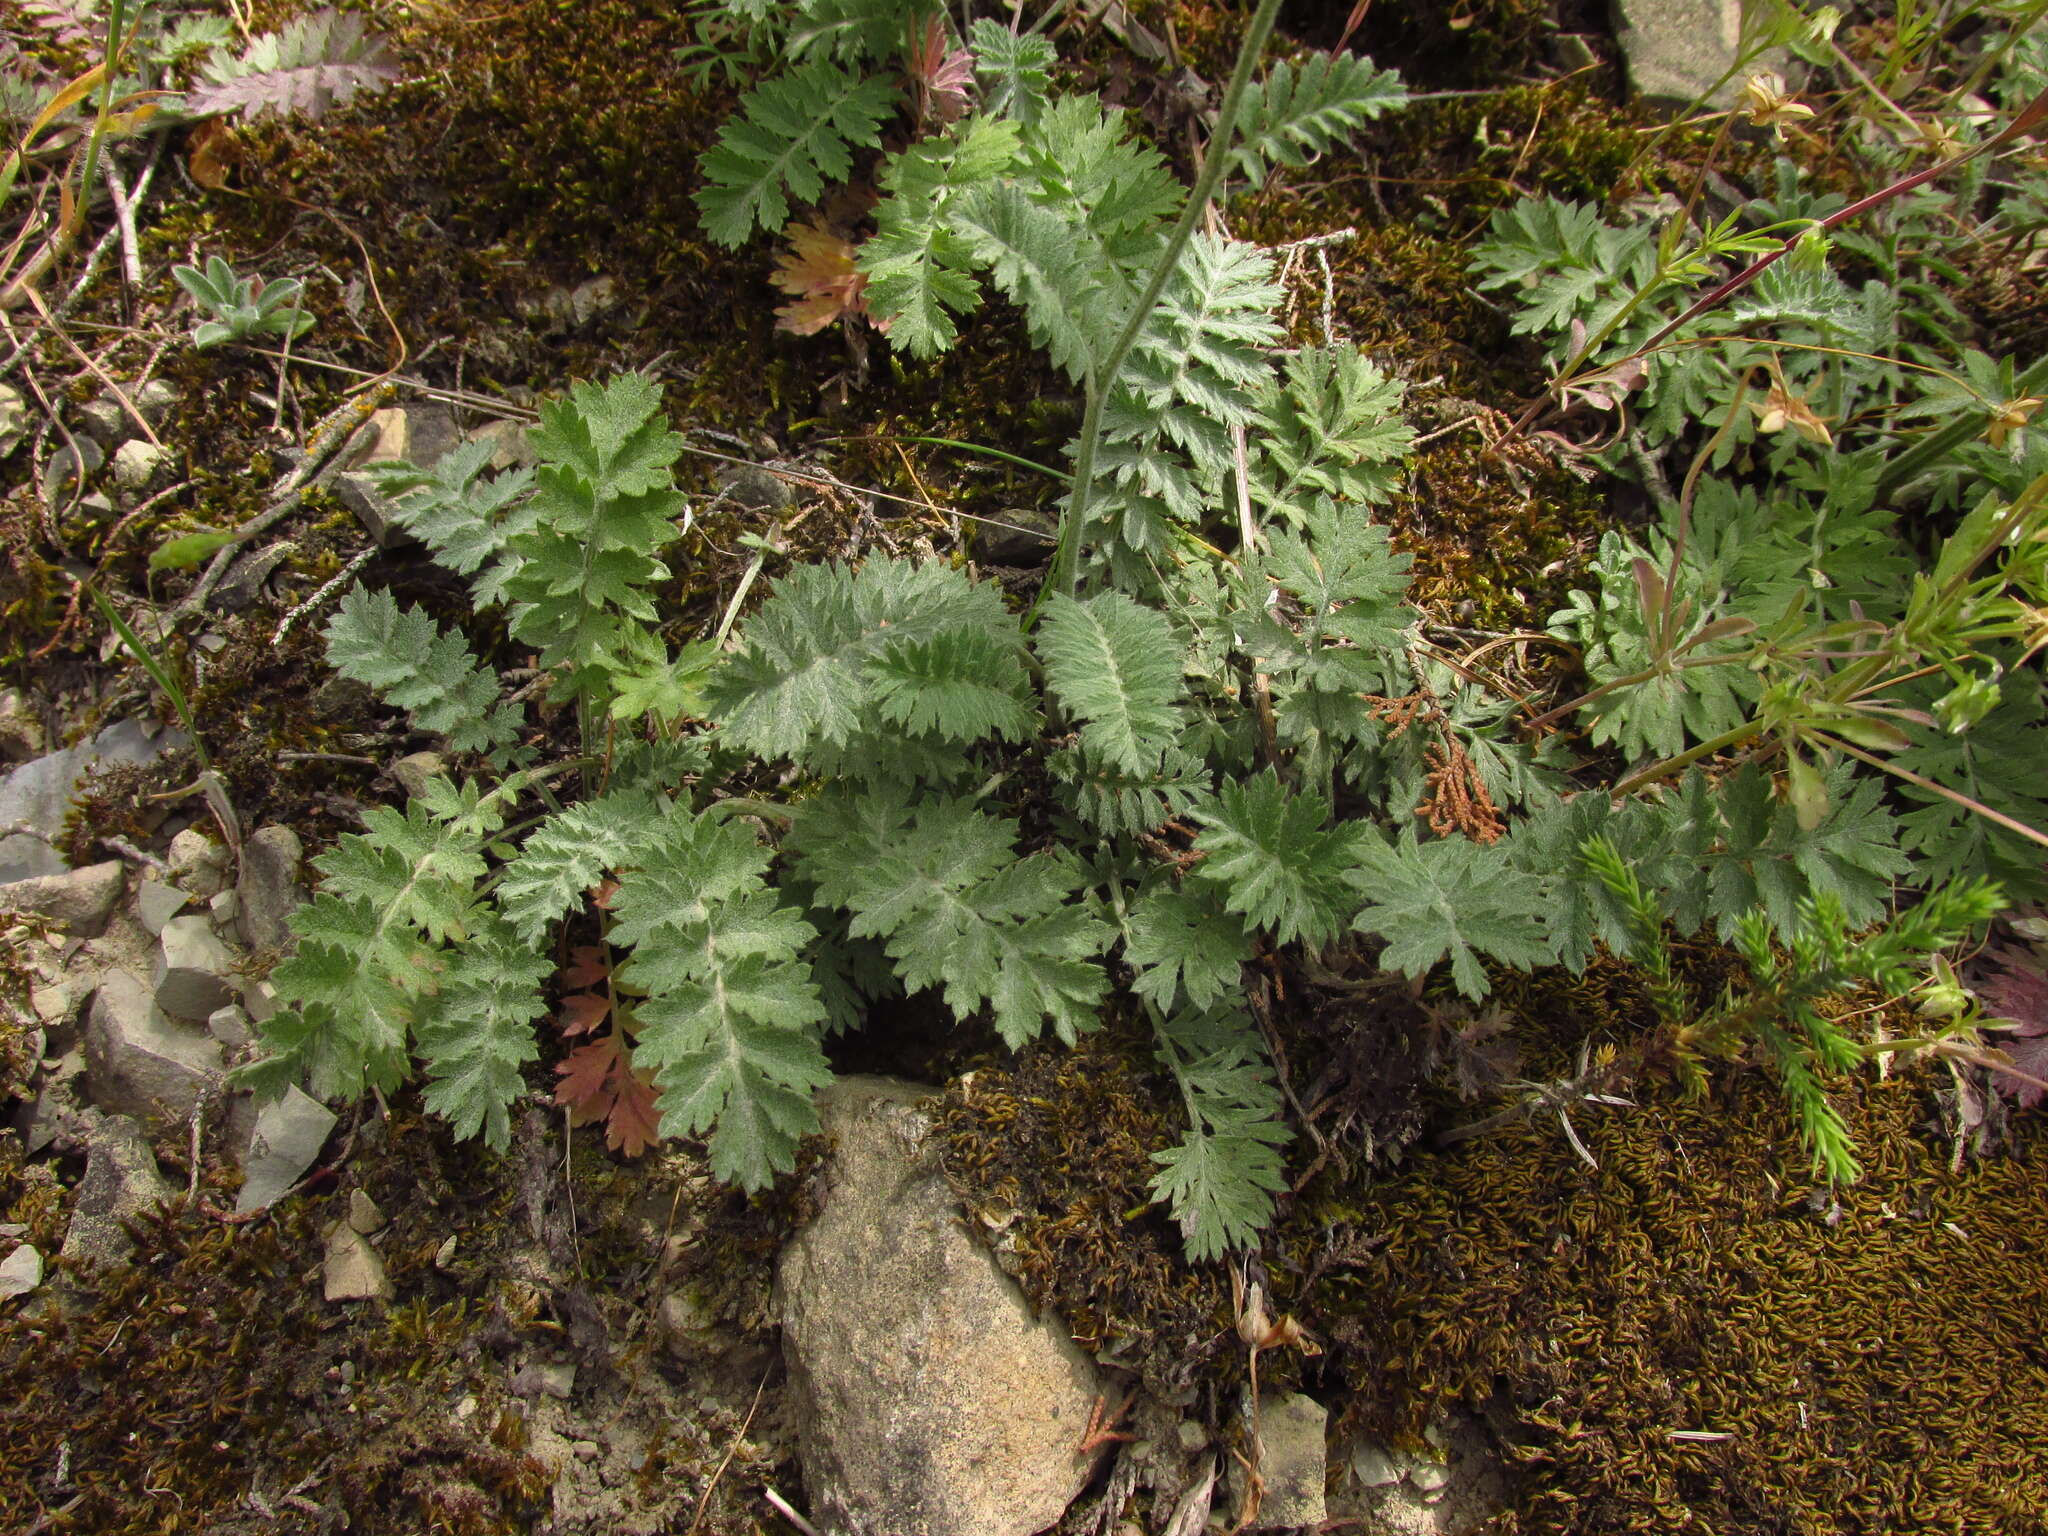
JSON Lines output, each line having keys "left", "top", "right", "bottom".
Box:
{"left": 905, "top": 12, "right": 974, "bottom": 125}
{"left": 556, "top": 1035, "right": 625, "bottom": 1122}
{"left": 770, "top": 218, "right": 871, "bottom": 336}
{"left": 605, "top": 1068, "right": 663, "bottom": 1158}
{"left": 554, "top": 1033, "right": 664, "bottom": 1157}
{"left": 561, "top": 944, "right": 610, "bottom": 990}
{"left": 558, "top": 991, "right": 610, "bottom": 1037}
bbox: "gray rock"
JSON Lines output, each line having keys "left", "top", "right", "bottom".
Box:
{"left": 83, "top": 969, "right": 224, "bottom": 1130}
{"left": 1351, "top": 1441, "right": 1401, "bottom": 1488}
{"left": 61, "top": 1111, "right": 171, "bottom": 1268}
{"left": 0, "top": 687, "right": 42, "bottom": 762}
{"left": 323, "top": 1220, "right": 393, "bottom": 1302}
{"left": 776, "top": 1076, "right": 1104, "bottom": 1536}
{"left": 235, "top": 1085, "right": 336, "bottom": 1213}
{"left": 334, "top": 405, "right": 464, "bottom": 545}
{"left": 240, "top": 977, "right": 279, "bottom": 1024}
{"left": 0, "top": 1241, "right": 43, "bottom": 1297}
{"left": 207, "top": 1003, "right": 252, "bottom": 1049}
{"left": 72, "top": 396, "right": 126, "bottom": 447}
{"left": 133, "top": 877, "right": 189, "bottom": 935}
{"left": 208, "top": 889, "right": 239, "bottom": 928}
{"left": 134, "top": 378, "right": 178, "bottom": 429}
{"left": 14, "top": 1047, "right": 87, "bottom": 1155}
{"left": 1239, "top": 1393, "right": 1327, "bottom": 1530}
{"left": 165, "top": 828, "right": 230, "bottom": 898}
{"left": 0, "top": 721, "right": 181, "bottom": 883}
{"left": 111, "top": 438, "right": 171, "bottom": 494}
{"left": 391, "top": 751, "right": 443, "bottom": 800}
{"left": 511, "top": 1360, "right": 577, "bottom": 1398}
{"left": 0, "top": 860, "right": 125, "bottom": 935}
{"left": 1612, "top": 0, "right": 1784, "bottom": 110}
{"left": 153, "top": 914, "right": 236, "bottom": 1020}
{"left": 975, "top": 508, "right": 1058, "bottom": 567}
{"left": 716, "top": 461, "right": 797, "bottom": 513}
{"left": 235, "top": 825, "right": 304, "bottom": 954}
{"left": 347, "top": 1188, "right": 386, "bottom": 1235}
{"left": 331, "top": 471, "right": 404, "bottom": 547}
{"left": 467, "top": 419, "right": 536, "bottom": 472}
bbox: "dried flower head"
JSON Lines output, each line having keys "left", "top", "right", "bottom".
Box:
{"left": 1751, "top": 380, "right": 1834, "bottom": 445}
{"left": 1987, "top": 395, "right": 2044, "bottom": 451}
{"left": 1740, "top": 71, "right": 1816, "bottom": 134}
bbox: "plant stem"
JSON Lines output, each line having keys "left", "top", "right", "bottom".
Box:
{"left": 1043, "top": 0, "right": 1284, "bottom": 602}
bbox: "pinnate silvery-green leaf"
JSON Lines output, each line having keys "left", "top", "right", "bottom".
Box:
{"left": 1190, "top": 768, "right": 1366, "bottom": 947}
{"left": 1124, "top": 882, "right": 1252, "bottom": 1012}
{"left": 1037, "top": 591, "right": 1187, "bottom": 775}
{"left": 1349, "top": 826, "right": 1551, "bottom": 1000}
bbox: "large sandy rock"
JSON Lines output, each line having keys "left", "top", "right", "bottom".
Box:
{"left": 775, "top": 1076, "right": 1105, "bottom": 1536}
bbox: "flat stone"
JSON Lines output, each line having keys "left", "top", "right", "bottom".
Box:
{"left": 43, "top": 436, "right": 103, "bottom": 503}
{"left": 239, "top": 977, "right": 279, "bottom": 1024}
{"left": 1613, "top": 0, "right": 1785, "bottom": 110}
{"left": 61, "top": 1111, "right": 171, "bottom": 1268}
{"left": 0, "top": 687, "right": 42, "bottom": 762}
{"left": 13, "top": 1047, "right": 87, "bottom": 1154}
{"left": 1351, "top": 1441, "right": 1401, "bottom": 1487}
{"left": 323, "top": 1220, "right": 393, "bottom": 1302}
{"left": 165, "top": 828, "right": 229, "bottom": 898}
{"left": 72, "top": 396, "right": 126, "bottom": 447}
{"left": 235, "top": 825, "right": 304, "bottom": 954}
{"left": 347, "top": 1188, "right": 386, "bottom": 1235}
{"left": 208, "top": 889, "right": 238, "bottom": 927}
{"left": 134, "top": 379, "right": 178, "bottom": 428}
{"left": 111, "top": 438, "right": 171, "bottom": 494}
{"left": 0, "top": 1242, "right": 42, "bottom": 1297}
{"left": 84, "top": 968, "right": 224, "bottom": 1130}
{"left": 0, "top": 860, "right": 125, "bottom": 935}
{"left": 207, "top": 1003, "right": 252, "bottom": 1048}
{"left": 133, "top": 878, "right": 189, "bottom": 935}
{"left": 235, "top": 1086, "right": 337, "bottom": 1213}
{"left": 510, "top": 1360, "right": 577, "bottom": 1399}
{"left": 0, "top": 720, "right": 182, "bottom": 884}
{"left": 391, "top": 751, "right": 444, "bottom": 800}
{"left": 1240, "top": 1394, "right": 1327, "bottom": 1530}
{"left": 776, "top": 1076, "right": 1103, "bottom": 1536}
{"left": 153, "top": 913, "right": 236, "bottom": 1020}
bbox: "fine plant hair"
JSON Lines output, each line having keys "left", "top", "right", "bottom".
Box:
{"left": 233, "top": 6, "right": 2043, "bottom": 1260}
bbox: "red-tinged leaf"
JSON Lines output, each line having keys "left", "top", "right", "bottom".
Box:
{"left": 554, "top": 1033, "right": 665, "bottom": 1156}
{"left": 770, "top": 217, "right": 871, "bottom": 336}
{"left": 556, "top": 1034, "right": 627, "bottom": 1122}
{"left": 904, "top": 12, "right": 974, "bottom": 125}
{"left": 561, "top": 944, "right": 610, "bottom": 990}
{"left": 605, "top": 1068, "right": 663, "bottom": 1158}
{"left": 591, "top": 878, "right": 620, "bottom": 911}
{"left": 558, "top": 990, "right": 610, "bottom": 1037}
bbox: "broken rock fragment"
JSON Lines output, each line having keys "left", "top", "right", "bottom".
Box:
{"left": 776, "top": 1075, "right": 1104, "bottom": 1536}
{"left": 61, "top": 1111, "right": 171, "bottom": 1269}
{"left": 84, "top": 968, "right": 224, "bottom": 1130}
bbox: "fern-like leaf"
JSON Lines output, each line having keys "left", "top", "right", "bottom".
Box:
{"left": 187, "top": 8, "right": 399, "bottom": 121}
{"left": 710, "top": 556, "right": 1023, "bottom": 764}
{"left": 1252, "top": 346, "right": 1414, "bottom": 518}
{"left": 1149, "top": 1003, "right": 1289, "bottom": 1260}
{"left": 1037, "top": 591, "right": 1187, "bottom": 774}
{"left": 322, "top": 585, "right": 523, "bottom": 756}
{"left": 970, "top": 18, "right": 1055, "bottom": 127}
{"left": 794, "top": 786, "right": 1110, "bottom": 1046}
{"left": 858, "top": 115, "right": 1020, "bottom": 357}
{"left": 504, "top": 374, "right": 685, "bottom": 707}
{"left": 695, "top": 60, "right": 901, "bottom": 246}
{"left": 951, "top": 180, "right": 1113, "bottom": 383}
{"left": 416, "top": 918, "right": 550, "bottom": 1151}
{"left": 497, "top": 789, "right": 664, "bottom": 946}
{"left": 1224, "top": 51, "right": 1407, "bottom": 187}
{"left": 1123, "top": 880, "right": 1253, "bottom": 1012}
{"left": 1349, "top": 826, "right": 1553, "bottom": 1000}
{"left": 1189, "top": 768, "right": 1365, "bottom": 947}
{"left": 611, "top": 809, "right": 832, "bottom": 1188}
{"left": 241, "top": 779, "right": 510, "bottom": 1104}
{"left": 368, "top": 439, "right": 538, "bottom": 608}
